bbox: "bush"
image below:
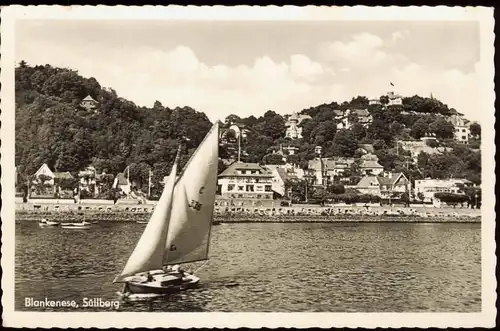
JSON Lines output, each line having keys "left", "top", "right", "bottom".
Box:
{"left": 434, "top": 192, "right": 469, "bottom": 207}
{"left": 79, "top": 189, "right": 94, "bottom": 199}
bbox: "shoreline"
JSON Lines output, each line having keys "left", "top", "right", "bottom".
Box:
{"left": 15, "top": 209, "right": 481, "bottom": 224}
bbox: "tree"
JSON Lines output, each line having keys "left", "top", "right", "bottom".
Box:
{"left": 429, "top": 118, "right": 454, "bottom": 139}
{"left": 285, "top": 178, "right": 307, "bottom": 202}
{"left": 470, "top": 122, "right": 481, "bottom": 138}
{"left": 389, "top": 121, "right": 404, "bottom": 136}
{"left": 400, "top": 192, "right": 410, "bottom": 207}
{"left": 410, "top": 118, "right": 430, "bottom": 139}
{"left": 417, "top": 152, "right": 430, "bottom": 174}
{"left": 327, "top": 183, "right": 345, "bottom": 194}
{"left": 153, "top": 100, "right": 165, "bottom": 111}
{"left": 54, "top": 177, "right": 79, "bottom": 191}
{"left": 224, "top": 114, "right": 242, "bottom": 126}
{"left": 379, "top": 95, "right": 389, "bottom": 105}
{"left": 262, "top": 153, "right": 285, "bottom": 165}
{"left": 351, "top": 122, "right": 367, "bottom": 141}
{"left": 332, "top": 129, "right": 358, "bottom": 157}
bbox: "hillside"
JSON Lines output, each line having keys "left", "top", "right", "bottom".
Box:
{"left": 220, "top": 96, "right": 481, "bottom": 185}
{"left": 15, "top": 62, "right": 481, "bottom": 195}
{"left": 15, "top": 62, "right": 212, "bottom": 196}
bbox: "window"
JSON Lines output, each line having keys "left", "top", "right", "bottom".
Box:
{"left": 257, "top": 194, "right": 261, "bottom": 198}
{"left": 246, "top": 185, "right": 254, "bottom": 192}
{"left": 461, "top": 136, "right": 466, "bottom": 140}
{"left": 462, "top": 128, "right": 466, "bottom": 133}
{"left": 238, "top": 194, "right": 243, "bottom": 198}
{"left": 265, "top": 185, "right": 272, "bottom": 192}
{"left": 228, "top": 184, "right": 234, "bottom": 191}
{"left": 238, "top": 186, "right": 244, "bottom": 191}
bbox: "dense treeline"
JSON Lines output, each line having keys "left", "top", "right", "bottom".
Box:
{"left": 222, "top": 98, "right": 481, "bottom": 185}
{"left": 15, "top": 62, "right": 212, "bottom": 196}
{"left": 15, "top": 62, "right": 482, "bottom": 198}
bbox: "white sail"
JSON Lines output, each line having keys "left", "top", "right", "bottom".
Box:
{"left": 164, "top": 121, "right": 219, "bottom": 265}
{"left": 114, "top": 156, "right": 179, "bottom": 282}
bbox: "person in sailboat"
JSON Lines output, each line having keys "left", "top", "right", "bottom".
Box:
{"left": 145, "top": 272, "right": 154, "bottom": 282}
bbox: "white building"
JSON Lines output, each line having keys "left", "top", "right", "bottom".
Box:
{"left": 334, "top": 108, "right": 372, "bottom": 129}
{"left": 387, "top": 91, "right": 403, "bottom": 106}
{"left": 448, "top": 112, "right": 471, "bottom": 144}
{"left": 285, "top": 112, "right": 311, "bottom": 139}
{"left": 414, "top": 178, "right": 473, "bottom": 202}
{"left": 217, "top": 162, "right": 274, "bottom": 199}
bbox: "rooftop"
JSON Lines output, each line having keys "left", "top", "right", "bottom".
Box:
{"left": 82, "top": 95, "right": 98, "bottom": 102}
{"left": 219, "top": 161, "right": 273, "bottom": 178}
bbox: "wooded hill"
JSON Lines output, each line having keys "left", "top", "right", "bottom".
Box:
{"left": 15, "top": 62, "right": 481, "bottom": 196}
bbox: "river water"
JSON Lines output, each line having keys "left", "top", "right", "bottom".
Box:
{"left": 15, "top": 221, "right": 481, "bottom": 312}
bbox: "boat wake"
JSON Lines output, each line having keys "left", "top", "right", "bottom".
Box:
{"left": 116, "top": 291, "right": 166, "bottom": 301}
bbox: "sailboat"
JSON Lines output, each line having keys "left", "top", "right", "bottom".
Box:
{"left": 114, "top": 121, "right": 219, "bottom": 295}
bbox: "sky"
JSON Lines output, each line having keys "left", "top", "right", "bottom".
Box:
{"left": 15, "top": 20, "right": 481, "bottom": 122}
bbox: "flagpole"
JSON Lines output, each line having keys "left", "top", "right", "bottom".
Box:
{"left": 148, "top": 168, "right": 152, "bottom": 198}
{"left": 238, "top": 131, "right": 241, "bottom": 162}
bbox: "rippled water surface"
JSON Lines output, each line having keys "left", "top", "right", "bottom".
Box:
{"left": 15, "top": 221, "right": 481, "bottom": 312}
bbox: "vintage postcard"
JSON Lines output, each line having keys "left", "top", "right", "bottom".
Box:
{"left": 0, "top": 5, "right": 496, "bottom": 328}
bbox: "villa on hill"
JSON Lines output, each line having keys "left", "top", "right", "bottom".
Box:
{"left": 334, "top": 108, "right": 372, "bottom": 129}
{"left": 80, "top": 95, "right": 99, "bottom": 112}
{"left": 284, "top": 112, "right": 312, "bottom": 139}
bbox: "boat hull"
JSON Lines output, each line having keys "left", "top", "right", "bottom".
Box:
{"left": 61, "top": 221, "right": 92, "bottom": 229}
{"left": 39, "top": 222, "right": 59, "bottom": 228}
{"left": 61, "top": 224, "right": 92, "bottom": 229}
{"left": 123, "top": 273, "right": 200, "bottom": 295}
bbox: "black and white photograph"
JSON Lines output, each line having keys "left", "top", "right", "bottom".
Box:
{"left": 0, "top": 5, "right": 495, "bottom": 328}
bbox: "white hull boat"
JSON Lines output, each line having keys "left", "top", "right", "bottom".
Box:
{"left": 114, "top": 121, "right": 220, "bottom": 296}
{"left": 61, "top": 221, "right": 92, "bottom": 229}
{"left": 39, "top": 219, "right": 59, "bottom": 228}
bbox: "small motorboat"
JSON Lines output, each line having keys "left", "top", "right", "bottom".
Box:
{"left": 39, "top": 218, "right": 59, "bottom": 228}
{"left": 136, "top": 221, "right": 148, "bottom": 224}
{"left": 61, "top": 221, "right": 92, "bottom": 230}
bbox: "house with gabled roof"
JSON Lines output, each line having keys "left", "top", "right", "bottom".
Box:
{"left": 80, "top": 95, "right": 99, "bottom": 111}
{"left": 33, "top": 163, "right": 56, "bottom": 185}
{"left": 266, "top": 164, "right": 299, "bottom": 197}
{"left": 359, "top": 159, "right": 384, "bottom": 176}
{"left": 356, "top": 172, "right": 410, "bottom": 198}
{"left": 32, "top": 164, "right": 76, "bottom": 195}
